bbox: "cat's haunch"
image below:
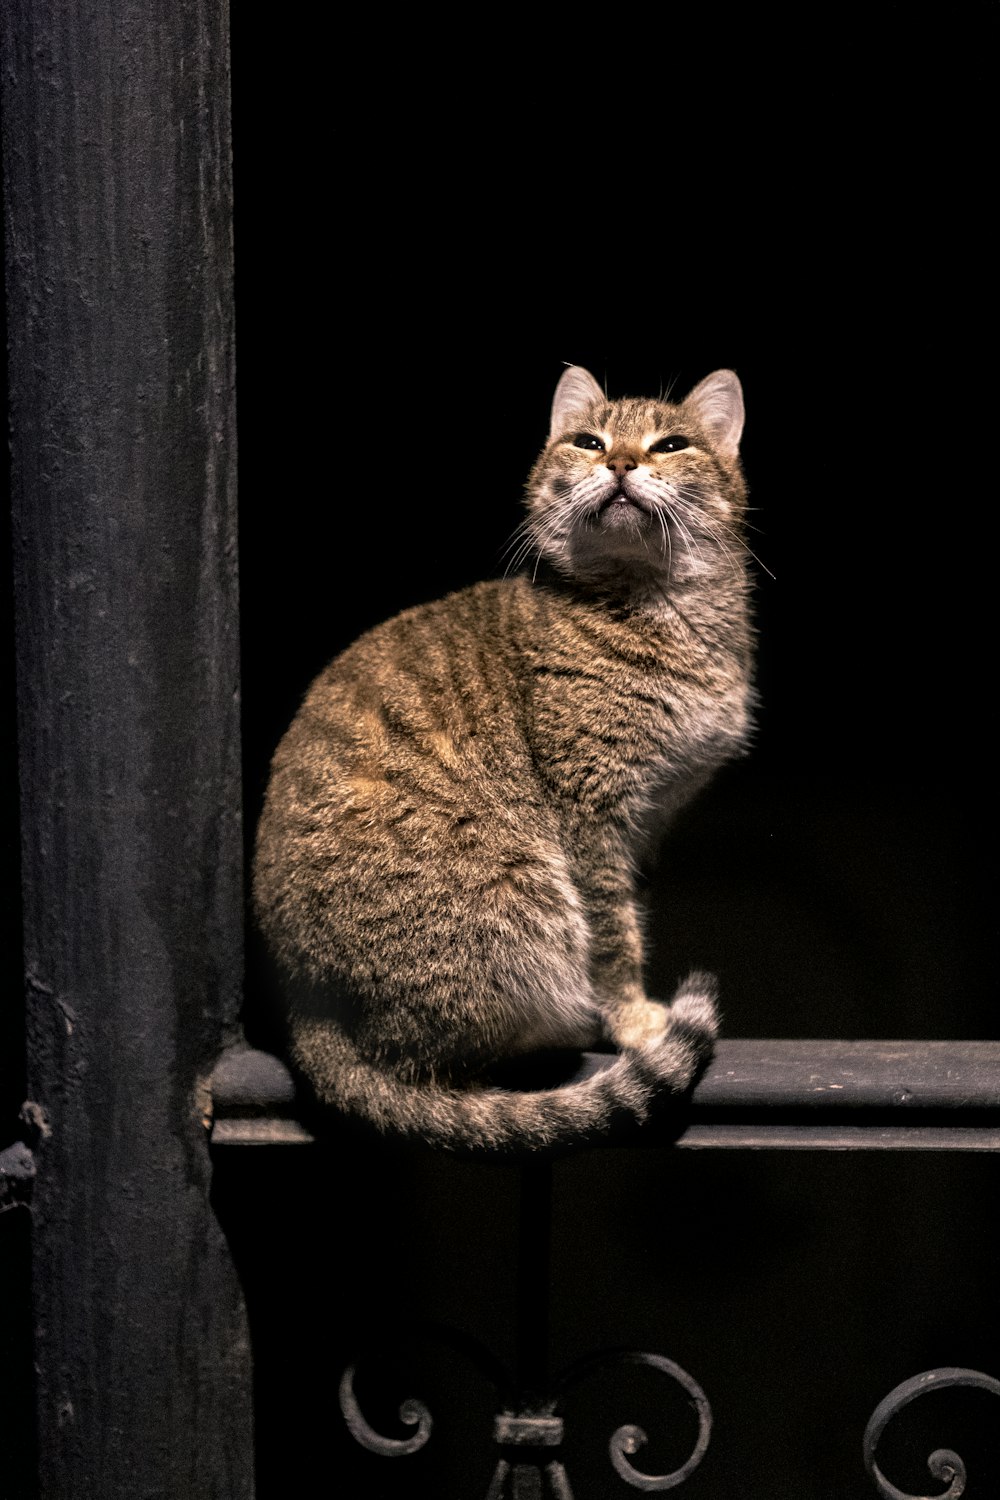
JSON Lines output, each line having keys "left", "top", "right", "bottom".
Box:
{"left": 253, "top": 365, "right": 755, "bottom": 1151}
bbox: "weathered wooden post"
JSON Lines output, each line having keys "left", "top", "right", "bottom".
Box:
{"left": 2, "top": 5, "right": 254, "bottom": 1495}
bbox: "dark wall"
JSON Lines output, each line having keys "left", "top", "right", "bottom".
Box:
{"left": 228, "top": 15, "right": 998, "bottom": 1500}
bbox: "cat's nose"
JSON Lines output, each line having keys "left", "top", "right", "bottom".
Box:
{"left": 606, "top": 453, "right": 638, "bottom": 477}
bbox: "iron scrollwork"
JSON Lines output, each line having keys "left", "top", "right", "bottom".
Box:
{"left": 338, "top": 1340, "right": 713, "bottom": 1494}
{"left": 338, "top": 1361, "right": 433, "bottom": 1457}
{"left": 863, "top": 1367, "right": 1000, "bottom": 1500}
{"left": 560, "top": 1349, "right": 712, "bottom": 1493}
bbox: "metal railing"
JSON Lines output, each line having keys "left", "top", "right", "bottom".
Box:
{"left": 210, "top": 1040, "right": 1000, "bottom": 1497}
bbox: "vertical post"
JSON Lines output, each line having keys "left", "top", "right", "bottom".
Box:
{"left": 2, "top": 5, "right": 253, "bottom": 1497}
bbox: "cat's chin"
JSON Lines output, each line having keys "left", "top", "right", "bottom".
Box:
{"left": 589, "top": 503, "right": 666, "bottom": 566}
{"left": 589, "top": 487, "right": 655, "bottom": 541}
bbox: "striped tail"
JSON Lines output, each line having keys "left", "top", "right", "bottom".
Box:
{"left": 287, "top": 972, "right": 718, "bottom": 1153}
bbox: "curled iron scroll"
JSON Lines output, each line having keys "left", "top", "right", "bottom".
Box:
{"left": 338, "top": 1325, "right": 513, "bottom": 1461}
{"left": 863, "top": 1367, "right": 1000, "bottom": 1500}
{"left": 559, "top": 1349, "right": 712, "bottom": 1491}
{"left": 338, "top": 1362, "right": 433, "bottom": 1457}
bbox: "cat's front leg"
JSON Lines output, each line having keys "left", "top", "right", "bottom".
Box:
{"left": 569, "top": 830, "right": 718, "bottom": 1054}
{"left": 566, "top": 833, "right": 672, "bottom": 1046}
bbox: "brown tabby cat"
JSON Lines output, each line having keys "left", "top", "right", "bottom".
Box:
{"left": 253, "top": 365, "right": 755, "bottom": 1150}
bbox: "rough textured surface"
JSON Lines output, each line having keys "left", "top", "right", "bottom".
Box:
{"left": 2, "top": 4, "right": 253, "bottom": 1494}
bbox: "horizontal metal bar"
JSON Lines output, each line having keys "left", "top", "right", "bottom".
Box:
{"left": 679, "top": 1040, "right": 1000, "bottom": 1109}
{"left": 675, "top": 1123, "right": 1000, "bottom": 1151}
{"left": 210, "top": 1041, "right": 1000, "bottom": 1152}
{"left": 211, "top": 1117, "right": 315, "bottom": 1147}
{"left": 209, "top": 1117, "right": 1000, "bottom": 1152}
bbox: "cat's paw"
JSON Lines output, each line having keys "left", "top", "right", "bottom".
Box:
{"left": 610, "top": 997, "right": 673, "bottom": 1050}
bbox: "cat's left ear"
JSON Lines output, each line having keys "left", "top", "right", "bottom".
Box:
{"left": 684, "top": 371, "right": 744, "bottom": 462}
{"left": 549, "top": 366, "right": 605, "bottom": 441}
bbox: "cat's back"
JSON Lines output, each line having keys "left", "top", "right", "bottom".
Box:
{"left": 271, "top": 577, "right": 540, "bottom": 775}
{"left": 265, "top": 570, "right": 749, "bottom": 821}
{"left": 254, "top": 578, "right": 554, "bottom": 893}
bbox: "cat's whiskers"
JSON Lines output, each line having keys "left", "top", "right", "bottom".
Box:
{"left": 518, "top": 484, "right": 767, "bottom": 592}
{"left": 718, "top": 527, "right": 774, "bottom": 581}
{"left": 695, "top": 509, "right": 773, "bottom": 582}
{"left": 498, "top": 514, "right": 536, "bottom": 558}
{"left": 502, "top": 501, "right": 575, "bottom": 578}
{"left": 653, "top": 500, "right": 673, "bottom": 569}
{"left": 735, "top": 535, "right": 775, "bottom": 579}
{"left": 498, "top": 519, "right": 540, "bottom": 578}
{"left": 504, "top": 484, "right": 601, "bottom": 578}
{"left": 649, "top": 485, "right": 706, "bottom": 574}
{"left": 668, "top": 484, "right": 775, "bottom": 582}
{"left": 502, "top": 535, "right": 540, "bottom": 580}
{"left": 665, "top": 489, "right": 739, "bottom": 578}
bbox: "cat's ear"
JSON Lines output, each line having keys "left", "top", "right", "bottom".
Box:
{"left": 684, "top": 370, "right": 744, "bottom": 462}
{"left": 549, "top": 366, "right": 605, "bottom": 441}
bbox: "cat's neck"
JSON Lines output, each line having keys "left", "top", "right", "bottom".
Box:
{"left": 523, "top": 555, "right": 748, "bottom": 628}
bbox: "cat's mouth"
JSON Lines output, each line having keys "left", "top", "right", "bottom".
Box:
{"left": 596, "top": 485, "right": 651, "bottom": 519}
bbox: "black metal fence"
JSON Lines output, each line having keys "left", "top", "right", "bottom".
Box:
{"left": 209, "top": 1042, "right": 1000, "bottom": 1498}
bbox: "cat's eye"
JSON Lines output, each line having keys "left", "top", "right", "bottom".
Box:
{"left": 649, "top": 435, "right": 691, "bottom": 454}
{"left": 571, "top": 433, "right": 605, "bottom": 451}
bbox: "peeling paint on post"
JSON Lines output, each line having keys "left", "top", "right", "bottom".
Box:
{"left": 2, "top": 4, "right": 254, "bottom": 1496}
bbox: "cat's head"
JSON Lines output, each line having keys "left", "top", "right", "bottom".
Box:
{"left": 522, "top": 366, "right": 747, "bottom": 593}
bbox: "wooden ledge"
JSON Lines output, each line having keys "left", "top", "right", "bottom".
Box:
{"left": 209, "top": 1041, "right": 1000, "bottom": 1152}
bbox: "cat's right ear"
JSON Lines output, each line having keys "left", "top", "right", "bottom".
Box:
{"left": 549, "top": 366, "right": 605, "bottom": 442}
{"left": 683, "top": 370, "right": 745, "bottom": 463}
